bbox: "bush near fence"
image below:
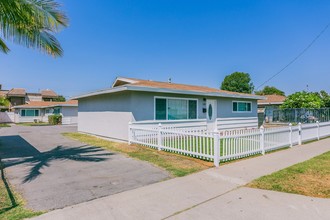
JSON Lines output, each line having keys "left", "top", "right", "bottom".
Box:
{"left": 48, "top": 115, "right": 62, "bottom": 125}
{"left": 129, "top": 121, "right": 330, "bottom": 167}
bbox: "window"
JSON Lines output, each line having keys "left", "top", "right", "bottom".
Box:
{"left": 168, "top": 99, "right": 188, "bottom": 120}
{"left": 155, "top": 97, "right": 198, "bottom": 120}
{"left": 155, "top": 98, "right": 166, "bottom": 120}
{"left": 233, "top": 101, "right": 252, "bottom": 112}
{"left": 21, "top": 109, "right": 39, "bottom": 117}
{"left": 53, "top": 108, "right": 61, "bottom": 114}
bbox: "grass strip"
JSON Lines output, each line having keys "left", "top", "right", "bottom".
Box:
{"left": 63, "top": 132, "right": 212, "bottom": 177}
{"left": 0, "top": 162, "right": 43, "bottom": 220}
{"left": 248, "top": 151, "right": 330, "bottom": 198}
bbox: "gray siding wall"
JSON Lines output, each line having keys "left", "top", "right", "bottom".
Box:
{"left": 130, "top": 92, "right": 257, "bottom": 120}
{"left": 78, "top": 91, "right": 134, "bottom": 140}
{"left": 78, "top": 91, "right": 132, "bottom": 113}
{"left": 77, "top": 90, "right": 258, "bottom": 141}
{"left": 217, "top": 97, "right": 258, "bottom": 118}
{"left": 61, "top": 106, "right": 78, "bottom": 117}
{"left": 78, "top": 111, "right": 134, "bottom": 141}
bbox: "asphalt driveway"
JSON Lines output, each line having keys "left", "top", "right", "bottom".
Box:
{"left": 0, "top": 125, "right": 169, "bottom": 211}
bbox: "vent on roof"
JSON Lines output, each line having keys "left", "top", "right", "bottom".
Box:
{"left": 168, "top": 78, "right": 172, "bottom": 84}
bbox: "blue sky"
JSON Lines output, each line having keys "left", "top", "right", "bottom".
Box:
{"left": 1, "top": 0, "right": 330, "bottom": 98}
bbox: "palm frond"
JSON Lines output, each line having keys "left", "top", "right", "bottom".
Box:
{"left": 0, "top": 0, "right": 68, "bottom": 57}
{"left": 0, "top": 37, "right": 10, "bottom": 53}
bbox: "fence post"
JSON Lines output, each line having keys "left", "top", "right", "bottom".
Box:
{"left": 128, "top": 121, "right": 132, "bottom": 145}
{"left": 157, "top": 123, "right": 162, "bottom": 151}
{"left": 213, "top": 128, "right": 220, "bottom": 167}
{"left": 298, "top": 122, "right": 302, "bottom": 145}
{"left": 317, "top": 121, "right": 320, "bottom": 140}
{"left": 289, "top": 123, "right": 293, "bottom": 147}
{"left": 260, "top": 125, "right": 265, "bottom": 155}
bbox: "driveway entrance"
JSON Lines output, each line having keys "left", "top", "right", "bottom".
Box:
{"left": 0, "top": 125, "right": 169, "bottom": 211}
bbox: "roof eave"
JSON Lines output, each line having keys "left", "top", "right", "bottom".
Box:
{"left": 7, "top": 94, "right": 26, "bottom": 97}
{"left": 72, "top": 86, "right": 128, "bottom": 99}
{"left": 13, "top": 104, "right": 78, "bottom": 109}
{"left": 258, "top": 102, "right": 284, "bottom": 105}
{"left": 127, "top": 85, "right": 264, "bottom": 99}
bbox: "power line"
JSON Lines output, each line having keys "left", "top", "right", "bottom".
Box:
{"left": 256, "top": 22, "right": 330, "bottom": 90}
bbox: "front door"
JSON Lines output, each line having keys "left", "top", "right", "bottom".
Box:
{"left": 206, "top": 99, "right": 217, "bottom": 131}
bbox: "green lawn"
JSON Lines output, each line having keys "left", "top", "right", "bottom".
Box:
{"left": 248, "top": 151, "right": 330, "bottom": 198}
{"left": 0, "top": 163, "right": 43, "bottom": 220}
{"left": 0, "top": 124, "right": 11, "bottom": 128}
{"left": 63, "top": 133, "right": 212, "bottom": 177}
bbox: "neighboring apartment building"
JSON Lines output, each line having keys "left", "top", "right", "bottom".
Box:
{"left": 0, "top": 84, "right": 58, "bottom": 111}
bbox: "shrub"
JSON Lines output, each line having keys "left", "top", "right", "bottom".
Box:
{"left": 281, "top": 91, "right": 323, "bottom": 109}
{"left": 48, "top": 115, "right": 62, "bottom": 125}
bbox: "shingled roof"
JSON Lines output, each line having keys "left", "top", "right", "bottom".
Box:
{"left": 258, "top": 94, "right": 286, "bottom": 105}
{"left": 12, "top": 100, "right": 78, "bottom": 109}
{"left": 0, "top": 90, "right": 8, "bottom": 97}
{"left": 41, "top": 89, "right": 58, "bottom": 98}
{"left": 7, "top": 88, "right": 26, "bottom": 97}
{"left": 113, "top": 77, "right": 260, "bottom": 96}
{"left": 74, "top": 77, "right": 265, "bottom": 100}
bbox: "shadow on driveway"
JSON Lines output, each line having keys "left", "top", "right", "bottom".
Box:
{"left": 0, "top": 128, "right": 169, "bottom": 211}
{"left": 0, "top": 135, "right": 112, "bottom": 183}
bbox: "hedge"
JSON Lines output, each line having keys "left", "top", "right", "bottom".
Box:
{"left": 48, "top": 115, "right": 62, "bottom": 125}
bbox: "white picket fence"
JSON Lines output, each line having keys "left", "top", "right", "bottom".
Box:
{"left": 128, "top": 121, "right": 330, "bottom": 167}
{"left": 130, "top": 117, "right": 258, "bottom": 131}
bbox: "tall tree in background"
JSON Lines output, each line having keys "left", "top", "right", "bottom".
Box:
{"left": 0, "top": 0, "right": 68, "bottom": 57}
{"left": 220, "top": 72, "right": 254, "bottom": 94}
{"left": 53, "top": 95, "right": 66, "bottom": 102}
{"left": 255, "top": 86, "right": 285, "bottom": 96}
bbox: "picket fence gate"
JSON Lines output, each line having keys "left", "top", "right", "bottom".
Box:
{"left": 128, "top": 121, "right": 330, "bottom": 167}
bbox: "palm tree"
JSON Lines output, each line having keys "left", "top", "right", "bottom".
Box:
{"left": 0, "top": 0, "right": 68, "bottom": 57}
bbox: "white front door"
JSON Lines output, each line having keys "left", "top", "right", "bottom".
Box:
{"left": 206, "top": 99, "right": 217, "bottom": 131}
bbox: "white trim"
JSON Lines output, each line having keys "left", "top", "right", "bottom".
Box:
{"left": 232, "top": 101, "right": 253, "bottom": 113}
{"left": 132, "top": 118, "right": 206, "bottom": 124}
{"left": 111, "top": 77, "right": 138, "bottom": 88}
{"left": 154, "top": 96, "right": 199, "bottom": 120}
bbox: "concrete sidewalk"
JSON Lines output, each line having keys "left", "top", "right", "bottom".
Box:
{"left": 32, "top": 138, "right": 330, "bottom": 220}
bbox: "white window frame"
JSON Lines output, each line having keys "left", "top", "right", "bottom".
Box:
{"left": 154, "top": 96, "right": 199, "bottom": 120}
{"left": 232, "top": 101, "right": 252, "bottom": 113}
{"left": 20, "top": 109, "right": 40, "bottom": 117}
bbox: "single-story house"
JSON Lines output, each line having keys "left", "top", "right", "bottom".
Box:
{"left": 12, "top": 100, "right": 78, "bottom": 124}
{"left": 73, "top": 77, "right": 264, "bottom": 141}
{"left": 258, "top": 94, "right": 286, "bottom": 123}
